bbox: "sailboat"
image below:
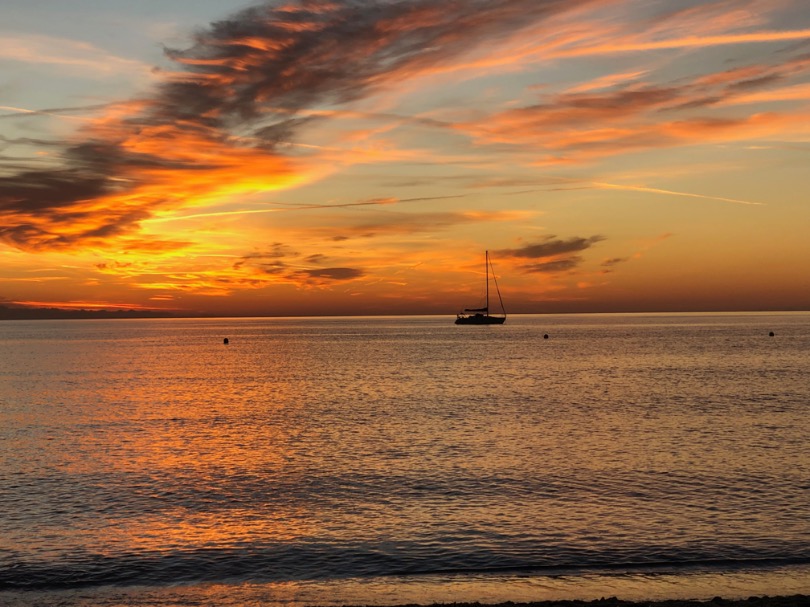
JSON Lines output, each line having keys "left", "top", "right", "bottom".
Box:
{"left": 455, "top": 251, "right": 506, "bottom": 325}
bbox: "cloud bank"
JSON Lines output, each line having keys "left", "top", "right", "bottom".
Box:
{"left": 0, "top": 0, "right": 593, "bottom": 253}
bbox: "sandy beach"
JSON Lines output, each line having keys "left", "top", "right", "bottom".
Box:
{"left": 2, "top": 594, "right": 808, "bottom": 607}
{"left": 373, "top": 598, "right": 810, "bottom": 607}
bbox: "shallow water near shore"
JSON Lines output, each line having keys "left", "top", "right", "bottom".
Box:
{"left": 1, "top": 313, "right": 808, "bottom": 604}
{"left": 4, "top": 564, "right": 810, "bottom": 607}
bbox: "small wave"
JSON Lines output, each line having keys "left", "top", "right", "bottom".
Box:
{"left": 3, "top": 543, "right": 809, "bottom": 591}
{"left": 385, "top": 555, "right": 810, "bottom": 578}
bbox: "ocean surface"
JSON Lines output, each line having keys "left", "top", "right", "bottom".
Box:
{"left": 1, "top": 313, "right": 808, "bottom": 606}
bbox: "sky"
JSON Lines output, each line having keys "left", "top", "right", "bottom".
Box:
{"left": 1, "top": 0, "right": 809, "bottom": 316}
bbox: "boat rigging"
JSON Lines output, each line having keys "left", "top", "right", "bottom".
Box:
{"left": 455, "top": 250, "right": 506, "bottom": 325}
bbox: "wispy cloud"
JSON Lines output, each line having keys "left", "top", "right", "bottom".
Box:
{"left": 0, "top": 34, "right": 149, "bottom": 74}
{"left": 0, "top": 104, "right": 109, "bottom": 122}
{"left": 144, "top": 195, "right": 464, "bottom": 224}
{"left": 0, "top": 0, "right": 597, "bottom": 253}
{"left": 290, "top": 209, "right": 530, "bottom": 242}
{"left": 552, "top": 29, "right": 810, "bottom": 59}
{"left": 453, "top": 49, "right": 810, "bottom": 164}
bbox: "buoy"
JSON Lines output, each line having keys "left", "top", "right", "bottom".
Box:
{"left": 223, "top": 338, "right": 229, "bottom": 344}
{"left": 543, "top": 334, "right": 549, "bottom": 339}
{"left": 768, "top": 331, "right": 774, "bottom": 337}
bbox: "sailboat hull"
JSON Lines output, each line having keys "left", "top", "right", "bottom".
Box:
{"left": 455, "top": 314, "right": 506, "bottom": 325}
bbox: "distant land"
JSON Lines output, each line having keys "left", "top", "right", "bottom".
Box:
{"left": 0, "top": 305, "right": 176, "bottom": 320}
{"left": 2, "top": 305, "right": 808, "bottom": 320}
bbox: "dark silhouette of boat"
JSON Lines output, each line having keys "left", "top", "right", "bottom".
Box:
{"left": 455, "top": 251, "right": 506, "bottom": 325}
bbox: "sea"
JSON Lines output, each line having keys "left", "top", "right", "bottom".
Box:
{"left": 1, "top": 312, "right": 808, "bottom": 607}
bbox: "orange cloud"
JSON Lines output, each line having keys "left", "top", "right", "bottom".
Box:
{"left": 451, "top": 48, "right": 810, "bottom": 164}
{"left": 397, "top": 0, "right": 808, "bottom": 85}
{"left": 2, "top": 0, "right": 602, "bottom": 256}
{"left": 554, "top": 29, "right": 810, "bottom": 59}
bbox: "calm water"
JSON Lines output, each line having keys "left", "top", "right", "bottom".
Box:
{"left": 1, "top": 313, "right": 808, "bottom": 606}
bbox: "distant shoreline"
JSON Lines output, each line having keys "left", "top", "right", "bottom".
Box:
{"left": 2, "top": 307, "right": 808, "bottom": 321}
{"left": 0, "top": 306, "right": 175, "bottom": 320}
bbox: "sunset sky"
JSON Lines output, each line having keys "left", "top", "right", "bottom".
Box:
{"left": 2, "top": 0, "right": 809, "bottom": 316}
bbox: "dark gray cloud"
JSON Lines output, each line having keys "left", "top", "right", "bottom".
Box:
{"left": 161, "top": 0, "right": 591, "bottom": 121}
{"left": 497, "top": 236, "right": 604, "bottom": 259}
{"left": 601, "top": 256, "right": 628, "bottom": 267}
{"left": 727, "top": 73, "right": 785, "bottom": 91}
{"left": 234, "top": 245, "right": 362, "bottom": 282}
{"left": 520, "top": 257, "right": 582, "bottom": 273}
{"left": 497, "top": 236, "right": 604, "bottom": 274}
{"left": 600, "top": 256, "right": 629, "bottom": 273}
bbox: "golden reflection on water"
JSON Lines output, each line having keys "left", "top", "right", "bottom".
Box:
{"left": 3, "top": 324, "right": 325, "bottom": 555}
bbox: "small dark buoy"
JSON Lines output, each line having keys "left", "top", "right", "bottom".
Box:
{"left": 543, "top": 334, "right": 549, "bottom": 339}
{"left": 768, "top": 331, "right": 774, "bottom": 337}
{"left": 223, "top": 337, "right": 229, "bottom": 345}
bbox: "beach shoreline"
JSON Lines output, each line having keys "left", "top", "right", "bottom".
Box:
{"left": 3, "top": 593, "right": 808, "bottom": 607}
{"left": 347, "top": 598, "right": 810, "bottom": 607}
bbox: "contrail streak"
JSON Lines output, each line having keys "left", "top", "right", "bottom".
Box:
{"left": 145, "top": 195, "right": 466, "bottom": 223}
{"left": 590, "top": 181, "right": 764, "bottom": 206}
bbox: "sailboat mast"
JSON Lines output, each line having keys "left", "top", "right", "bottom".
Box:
{"left": 485, "top": 250, "right": 490, "bottom": 316}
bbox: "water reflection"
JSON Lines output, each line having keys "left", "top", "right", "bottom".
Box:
{"left": 1, "top": 314, "right": 808, "bottom": 595}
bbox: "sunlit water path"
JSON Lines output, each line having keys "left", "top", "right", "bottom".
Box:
{"left": 1, "top": 313, "right": 808, "bottom": 605}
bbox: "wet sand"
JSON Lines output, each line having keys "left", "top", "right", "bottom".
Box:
{"left": 365, "top": 597, "right": 809, "bottom": 607}
{"left": 2, "top": 591, "right": 807, "bottom": 607}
